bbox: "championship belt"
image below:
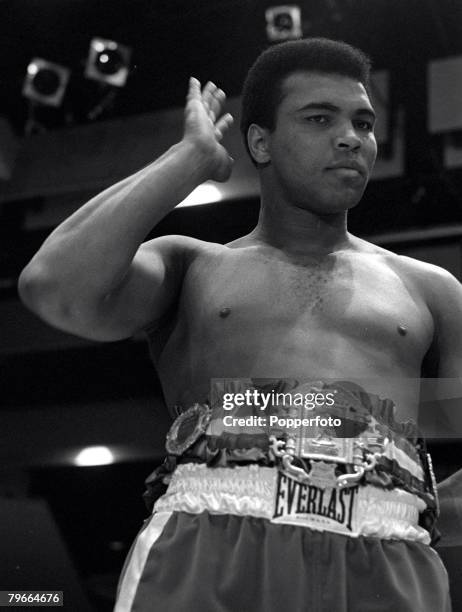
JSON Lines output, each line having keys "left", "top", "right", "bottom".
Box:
{"left": 269, "top": 434, "right": 379, "bottom": 489}
{"left": 165, "top": 403, "right": 211, "bottom": 456}
{"left": 268, "top": 381, "right": 382, "bottom": 489}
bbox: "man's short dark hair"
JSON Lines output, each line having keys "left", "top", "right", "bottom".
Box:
{"left": 240, "top": 38, "right": 372, "bottom": 163}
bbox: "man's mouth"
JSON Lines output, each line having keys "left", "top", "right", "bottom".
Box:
{"left": 326, "top": 161, "right": 366, "bottom": 178}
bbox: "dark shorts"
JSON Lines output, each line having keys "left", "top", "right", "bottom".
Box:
{"left": 115, "top": 509, "right": 451, "bottom": 612}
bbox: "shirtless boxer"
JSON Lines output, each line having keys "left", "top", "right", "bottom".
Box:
{"left": 18, "top": 38, "right": 459, "bottom": 611}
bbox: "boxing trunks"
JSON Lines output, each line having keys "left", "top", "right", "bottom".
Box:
{"left": 114, "top": 380, "right": 451, "bottom": 611}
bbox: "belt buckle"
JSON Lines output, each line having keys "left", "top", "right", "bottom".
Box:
{"left": 270, "top": 434, "right": 378, "bottom": 489}
{"left": 165, "top": 403, "right": 211, "bottom": 456}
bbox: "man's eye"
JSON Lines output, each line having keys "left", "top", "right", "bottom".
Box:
{"left": 306, "top": 115, "right": 329, "bottom": 124}
{"left": 355, "top": 120, "right": 374, "bottom": 131}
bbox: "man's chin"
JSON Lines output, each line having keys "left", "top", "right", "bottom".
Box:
{"left": 290, "top": 185, "right": 365, "bottom": 214}
{"left": 313, "top": 195, "right": 363, "bottom": 214}
{"left": 330, "top": 187, "right": 365, "bottom": 212}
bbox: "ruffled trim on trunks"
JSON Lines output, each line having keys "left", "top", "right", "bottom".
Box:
{"left": 153, "top": 463, "right": 431, "bottom": 543}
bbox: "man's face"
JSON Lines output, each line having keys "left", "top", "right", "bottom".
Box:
{"left": 262, "top": 71, "right": 377, "bottom": 213}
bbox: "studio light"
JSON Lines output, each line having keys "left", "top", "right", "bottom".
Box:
{"left": 85, "top": 37, "right": 132, "bottom": 87}
{"left": 22, "top": 58, "right": 70, "bottom": 107}
{"left": 265, "top": 5, "right": 302, "bottom": 41}
{"left": 74, "top": 445, "right": 115, "bottom": 467}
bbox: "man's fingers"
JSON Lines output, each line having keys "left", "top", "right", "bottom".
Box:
{"left": 187, "top": 78, "right": 229, "bottom": 126}
{"left": 186, "top": 77, "right": 231, "bottom": 141}
{"left": 215, "top": 113, "right": 234, "bottom": 139}
{"left": 202, "top": 81, "right": 216, "bottom": 98}
{"left": 202, "top": 81, "right": 221, "bottom": 104}
{"left": 202, "top": 82, "right": 226, "bottom": 120}
{"left": 211, "top": 88, "right": 226, "bottom": 120}
{"left": 186, "top": 77, "right": 202, "bottom": 101}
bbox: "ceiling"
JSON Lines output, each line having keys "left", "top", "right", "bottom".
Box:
{"left": 1, "top": 0, "right": 461, "bottom": 134}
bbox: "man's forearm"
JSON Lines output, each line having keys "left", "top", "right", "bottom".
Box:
{"left": 18, "top": 140, "right": 212, "bottom": 308}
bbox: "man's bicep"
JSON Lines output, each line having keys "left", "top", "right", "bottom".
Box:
{"left": 428, "top": 271, "right": 462, "bottom": 436}
{"left": 95, "top": 236, "right": 190, "bottom": 340}
{"left": 433, "top": 271, "right": 462, "bottom": 377}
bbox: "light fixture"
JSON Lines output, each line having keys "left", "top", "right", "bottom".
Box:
{"left": 22, "top": 58, "right": 70, "bottom": 107}
{"left": 74, "top": 445, "right": 115, "bottom": 467}
{"left": 85, "top": 37, "right": 132, "bottom": 87}
{"left": 265, "top": 5, "right": 302, "bottom": 42}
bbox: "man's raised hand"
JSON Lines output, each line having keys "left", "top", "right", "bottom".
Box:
{"left": 183, "top": 77, "right": 234, "bottom": 182}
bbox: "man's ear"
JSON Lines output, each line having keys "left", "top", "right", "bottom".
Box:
{"left": 247, "top": 124, "right": 271, "bottom": 165}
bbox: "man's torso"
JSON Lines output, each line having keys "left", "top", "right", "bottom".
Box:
{"left": 151, "top": 236, "right": 435, "bottom": 421}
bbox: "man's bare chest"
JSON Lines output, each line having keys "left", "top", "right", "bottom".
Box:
{"left": 156, "top": 248, "right": 435, "bottom": 410}
{"left": 179, "top": 251, "right": 433, "bottom": 344}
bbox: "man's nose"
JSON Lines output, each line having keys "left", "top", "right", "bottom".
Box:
{"left": 334, "top": 126, "right": 361, "bottom": 151}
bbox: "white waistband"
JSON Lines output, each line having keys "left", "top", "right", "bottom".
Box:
{"left": 154, "top": 463, "right": 430, "bottom": 544}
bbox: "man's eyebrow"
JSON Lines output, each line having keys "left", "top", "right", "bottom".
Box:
{"left": 296, "top": 101, "right": 376, "bottom": 120}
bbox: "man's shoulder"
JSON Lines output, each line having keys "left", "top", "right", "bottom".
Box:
{"left": 142, "top": 234, "right": 225, "bottom": 263}
{"left": 354, "top": 235, "right": 462, "bottom": 308}
{"left": 385, "top": 249, "right": 458, "bottom": 293}
{"left": 353, "top": 236, "right": 455, "bottom": 279}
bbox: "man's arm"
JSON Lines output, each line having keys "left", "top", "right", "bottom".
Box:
{"left": 424, "top": 266, "right": 462, "bottom": 436}
{"left": 18, "top": 78, "right": 233, "bottom": 341}
{"left": 431, "top": 270, "right": 462, "bottom": 377}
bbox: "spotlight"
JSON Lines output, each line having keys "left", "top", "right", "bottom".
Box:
{"left": 265, "top": 5, "right": 302, "bottom": 41}
{"left": 85, "top": 37, "right": 132, "bottom": 87}
{"left": 74, "top": 446, "right": 115, "bottom": 467}
{"left": 22, "top": 58, "right": 70, "bottom": 107}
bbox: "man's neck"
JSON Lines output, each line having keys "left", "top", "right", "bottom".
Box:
{"left": 251, "top": 200, "right": 352, "bottom": 258}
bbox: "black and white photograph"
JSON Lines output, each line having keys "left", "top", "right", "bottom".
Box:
{"left": 1, "top": 1, "right": 462, "bottom": 610}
